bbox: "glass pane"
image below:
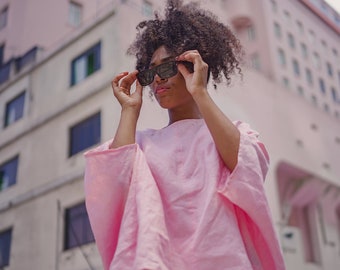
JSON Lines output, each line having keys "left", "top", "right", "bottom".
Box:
{"left": 73, "top": 57, "right": 87, "bottom": 84}
{"left": 0, "top": 157, "right": 18, "bottom": 191}
{"left": 65, "top": 203, "right": 94, "bottom": 249}
{"left": 87, "top": 52, "right": 95, "bottom": 75}
{"left": 70, "top": 113, "right": 100, "bottom": 156}
{"left": 69, "top": 2, "right": 82, "bottom": 27}
{"left": 5, "top": 92, "right": 25, "bottom": 127}
{"left": 0, "top": 229, "right": 12, "bottom": 267}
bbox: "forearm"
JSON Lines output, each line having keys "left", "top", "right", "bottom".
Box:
{"left": 193, "top": 90, "right": 240, "bottom": 171}
{"left": 110, "top": 107, "right": 140, "bottom": 149}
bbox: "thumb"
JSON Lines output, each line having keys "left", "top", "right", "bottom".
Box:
{"left": 135, "top": 80, "right": 143, "bottom": 96}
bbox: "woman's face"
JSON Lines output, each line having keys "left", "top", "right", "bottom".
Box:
{"left": 149, "top": 46, "right": 194, "bottom": 109}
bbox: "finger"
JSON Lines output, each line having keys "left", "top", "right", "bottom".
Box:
{"left": 112, "top": 72, "right": 129, "bottom": 88}
{"left": 177, "top": 63, "right": 190, "bottom": 77}
{"left": 120, "top": 70, "right": 139, "bottom": 89}
{"left": 135, "top": 79, "right": 143, "bottom": 96}
{"left": 177, "top": 50, "right": 201, "bottom": 62}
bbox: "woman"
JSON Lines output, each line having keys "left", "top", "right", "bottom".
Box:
{"left": 84, "top": 0, "right": 285, "bottom": 269}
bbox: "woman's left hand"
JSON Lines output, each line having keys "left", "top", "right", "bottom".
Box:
{"left": 176, "top": 50, "right": 209, "bottom": 97}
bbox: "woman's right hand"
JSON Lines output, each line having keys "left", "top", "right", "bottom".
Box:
{"left": 111, "top": 70, "right": 143, "bottom": 112}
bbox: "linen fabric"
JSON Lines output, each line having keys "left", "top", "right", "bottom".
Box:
{"left": 84, "top": 119, "right": 285, "bottom": 270}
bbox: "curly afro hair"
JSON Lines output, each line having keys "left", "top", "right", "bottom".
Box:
{"left": 127, "top": 0, "right": 244, "bottom": 85}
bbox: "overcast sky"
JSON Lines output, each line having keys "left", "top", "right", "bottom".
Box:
{"left": 325, "top": 0, "right": 340, "bottom": 13}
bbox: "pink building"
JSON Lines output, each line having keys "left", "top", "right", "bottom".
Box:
{"left": 0, "top": 0, "right": 339, "bottom": 269}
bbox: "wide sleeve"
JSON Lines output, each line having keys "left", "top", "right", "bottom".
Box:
{"left": 84, "top": 142, "right": 138, "bottom": 270}
{"left": 218, "top": 121, "right": 285, "bottom": 270}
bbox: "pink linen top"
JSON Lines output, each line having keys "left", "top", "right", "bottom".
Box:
{"left": 84, "top": 119, "right": 285, "bottom": 270}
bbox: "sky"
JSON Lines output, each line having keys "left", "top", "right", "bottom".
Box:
{"left": 324, "top": 0, "right": 340, "bottom": 13}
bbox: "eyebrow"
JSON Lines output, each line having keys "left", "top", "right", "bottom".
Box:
{"left": 149, "top": 56, "right": 174, "bottom": 67}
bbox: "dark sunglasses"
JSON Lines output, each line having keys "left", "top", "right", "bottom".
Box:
{"left": 137, "top": 60, "right": 193, "bottom": 86}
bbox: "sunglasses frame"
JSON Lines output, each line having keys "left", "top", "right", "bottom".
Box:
{"left": 137, "top": 60, "right": 194, "bottom": 86}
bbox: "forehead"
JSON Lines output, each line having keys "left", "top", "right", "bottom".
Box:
{"left": 150, "top": 46, "right": 174, "bottom": 66}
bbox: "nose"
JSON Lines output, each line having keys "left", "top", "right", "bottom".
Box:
{"left": 154, "top": 73, "right": 167, "bottom": 84}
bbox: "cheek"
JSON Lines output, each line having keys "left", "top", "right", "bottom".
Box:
{"left": 172, "top": 73, "right": 186, "bottom": 88}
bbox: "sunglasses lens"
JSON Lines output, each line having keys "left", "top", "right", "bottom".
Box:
{"left": 137, "top": 61, "right": 178, "bottom": 86}
{"left": 137, "top": 69, "right": 155, "bottom": 86}
{"left": 156, "top": 61, "right": 178, "bottom": 79}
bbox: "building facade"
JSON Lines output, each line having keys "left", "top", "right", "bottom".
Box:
{"left": 0, "top": 0, "right": 339, "bottom": 269}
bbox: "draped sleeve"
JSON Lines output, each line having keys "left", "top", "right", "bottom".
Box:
{"left": 218, "top": 121, "right": 285, "bottom": 270}
{"left": 84, "top": 142, "right": 171, "bottom": 270}
{"left": 84, "top": 142, "right": 137, "bottom": 269}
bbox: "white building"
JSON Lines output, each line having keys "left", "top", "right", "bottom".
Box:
{"left": 0, "top": 0, "right": 339, "bottom": 269}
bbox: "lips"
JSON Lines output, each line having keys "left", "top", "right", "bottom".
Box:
{"left": 155, "top": 86, "right": 169, "bottom": 95}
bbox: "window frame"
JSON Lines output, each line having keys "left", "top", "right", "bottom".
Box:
{"left": 0, "top": 155, "right": 19, "bottom": 191}
{"left": 70, "top": 42, "right": 101, "bottom": 86}
{"left": 278, "top": 48, "right": 286, "bottom": 67}
{"left": 0, "top": 6, "right": 8, "bottom": 30}
{"left": 4, "top": 91, "right": 26, "bottom": 128}
{"left": 318, "top": 78, "right": 326, "bottom": 95}
{"left": 68, "top": 1, "right": 82, "bottom": 27}
{"left": 69, "top": 112, "right": 101, "bottom": 157}
{"left": 287, "top": 33, "right": 295, "bottom": 49}
{"left": 274, "top": 22, "right": 281, "bottom": 39}
{"left": 292, "top": 59, "right": 300, "bottom": 77}
{"left": 306, "top": 68, "right": 313, "bottom": 86}
{"left": 64, "top": 202, "right": 95, "bottom": 250}
{"left": 0, "top": 228, "right": 12, "bottom": 268}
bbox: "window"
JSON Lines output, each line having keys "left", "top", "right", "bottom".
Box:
{"left": 71, "top": 42, "right": 101, "bottom": 86}
{"left": 332, "top": 48, "right": 338, "bottom": 57}
{"left": 4, "top": 91, "right": 26, "bottom": 127}
{"left": 292, "top": 59, "right": 300, "bottom": 77}
{"left": 0, "top": 229, "right": 12, "bottom": 268}
{"left": 0, "top": 44, "right": 4, "bottom": 65}
{"left": 250, "top": 53, "right": 261, "bottom": 70}
{"left": 300, "top": 43, "right": 308, "bottom": 59}
{"left": 296, "top": 20, "right": 304, "bottom": 35}
{"left": 312, "top": 52, "right": 321, "bottom": 69}
{"left": 282, "top": 77, "right": 290, "bottom": 89}
{"left": 69, "top": 1, "right": 82, "bottom": 27}
{"left": 319, "top": 78, "right": 326, "bottom": 94}
{"left": 142, "top": 0, "right": 153, "bottom": 17}
{"left": 0, "top": 156, "right": 19, "bottom": 191}
{"left": 306, "top": 68, "right": 313, "bottom": 85}
{"left": 323, "top": 103, "right": 330, "bottom": 113}
{"left": 326, "top": 62, "right": 333, "bottom": 77}
{"left": 331, "top": 87, "right": 337, "bottom": 102}
{"left": 64, "top": 202, "right": 94, "bottom": 250}
{"left": 283, "top": 10, "right": 291, "bottom": 24}
{"left": 271, "top": 0, "right": 277, "bottom": 12}
{"left": 274, "top": 22, "right": 281, "bottom": 38}
{"left": 287, "top": 33, "right": 295, "bottom": 49}
{"left": 311, "top": 95, "right": 317, "bottom": 105}
{"left": 69, "top": 112, "right": 101, "bottom": 156}
{"left": 297, "top": 86, "right": 304, "bottom": 96}
{"left": 278, "top": 48, "right": 286, "bottom": 67}
{"left": 0, "top": 6, "right": 8, "bottom": 30}
{"left": 308, "top": 30, "right": 316, "bottom": 43}
{"left": 247, "top": 25, "right": 256, "bottom": 41}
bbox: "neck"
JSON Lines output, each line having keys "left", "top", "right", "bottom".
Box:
{"left": 167, "top": 101, "right": 202, "bottom": 125}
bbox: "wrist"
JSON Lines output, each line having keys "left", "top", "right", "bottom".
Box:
{"left": 191, "top": 88, "right": 210, "bottom": 102}
{"left": 121, "top": 105, "right": 141, "bottom": 115}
